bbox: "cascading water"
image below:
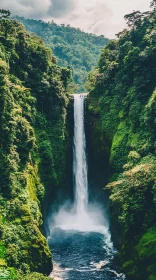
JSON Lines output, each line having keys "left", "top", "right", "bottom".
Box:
{"left": 48, "top": 93, "right": 126, "bottom": 280}
{"left": 73, "top": 94, "right": 88, "bottom": 213}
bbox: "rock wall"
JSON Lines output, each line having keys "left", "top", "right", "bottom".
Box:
{"left": 0, "top": 15, "right": 71, "bottom": 279}
{"left": 86, "top": 8, "right": 156, "bottom": 280}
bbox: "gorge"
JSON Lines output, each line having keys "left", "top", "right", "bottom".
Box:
{"left": 0, "top": 4, "right": 156, "bottom": 280}
{"left": 47, "top": 94, "right": 125, "bottom": 280}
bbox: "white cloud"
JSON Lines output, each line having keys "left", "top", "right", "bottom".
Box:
{"left": 48, "top": 0, "right": 76, "bottom": 17}
{"left": 0, "top": 0, "right": 51, "bottom": 18}
{"left": 52, "top": 0, "right": 151, "bottom": 38}
{"left": 0, "top": 0, "right": 152, "bottom": 37}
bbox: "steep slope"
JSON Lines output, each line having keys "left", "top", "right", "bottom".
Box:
{"left": 14, "top": 16, "right": 109, "bottom": 92}
{"left": 87, "top": 6, "right": 156, "bottom": 280}
{"left": 0, "top": 10, "right": 71, "bottom": 279}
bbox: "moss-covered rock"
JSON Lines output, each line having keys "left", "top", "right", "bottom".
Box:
{"left": 87, "top": 6, "right": 156, "bottom": 280}
{"left": 0, "top": 12, "right": 71, "bottom": 278}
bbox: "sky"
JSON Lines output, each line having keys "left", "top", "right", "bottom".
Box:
{"left": 0, "top": 0, "right": 152, "bottom": 38}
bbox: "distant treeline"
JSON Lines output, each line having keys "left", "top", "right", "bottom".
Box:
{"left": 14, "top": 16, "right": 109, "bottom": 92}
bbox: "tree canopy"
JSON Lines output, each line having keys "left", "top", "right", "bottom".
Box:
{"left": 14, "top": 16, "right": 109, "bottom": 92}
{"left": 0, "top": 11, "right": 71, "bottom": 279}
{"left": 87, "top": 5, "right": 156, "bottom": 280}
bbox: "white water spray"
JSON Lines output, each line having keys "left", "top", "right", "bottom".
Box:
{"left": 73, "top": 94, "right": 88, "bottom": 213}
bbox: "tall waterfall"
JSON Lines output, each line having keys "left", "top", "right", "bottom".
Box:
{"left": 50, "top": 93, "right": 110, "bottom": 234}
{"left": 73, "top": 94, "right": 88, "bottom": 213}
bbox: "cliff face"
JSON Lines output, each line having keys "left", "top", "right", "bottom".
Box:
{"left": 0, "top": 14, "right": 71, "bottom": 279}
{"left": 87, "top": 8, "right": 156, "bottom": 280}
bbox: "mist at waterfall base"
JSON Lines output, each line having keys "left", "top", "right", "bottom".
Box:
{"left": 47, "top": 94, "right": 125, "bottom": 280}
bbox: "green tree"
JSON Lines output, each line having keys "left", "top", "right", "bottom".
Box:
{"left": 13, "top": 16, "right": 109, "bottom": 92}
{"left": 0, "top": 9, "right": 11, "bottom": 19}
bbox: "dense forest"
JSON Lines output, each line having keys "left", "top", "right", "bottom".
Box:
{"left": 0, "top": 9, "right": 71, "bottom": 279}
{"left": 87, "top": 2, "right": 156, "bottom": 280}
{"left": 0, "top": 1, "right": 156, "bottom": 280}
{"left": 14, "top": 16, "right": 109, "bottom": 92}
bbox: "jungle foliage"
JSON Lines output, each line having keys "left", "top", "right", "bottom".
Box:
{"left": 0, "top": 10, "right": 70, "bottom": 279}
{"left": 87, "top": 3, "right": 156, "bottom": 280}
{"left": 14, "top": 16, "right": 109, "bottom": 92}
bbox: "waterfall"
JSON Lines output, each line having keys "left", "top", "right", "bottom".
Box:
{"left": 50, "top": 93, "right": 110, "bottom": 234}
{"left": 73, "top": 94, "right": 88, "bottom": 213}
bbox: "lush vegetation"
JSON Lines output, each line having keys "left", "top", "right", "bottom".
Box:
{"left": 14, "top": 16, "right": 109, "bottom": 92}
{"left": 87, "top": 2, "right": 156, "bottom": 279}
{"left": 0, "top": 2, "right": 156, "bottom": 279}
{"left": 0, "top": 9, "right": 71, "bottom": 279}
